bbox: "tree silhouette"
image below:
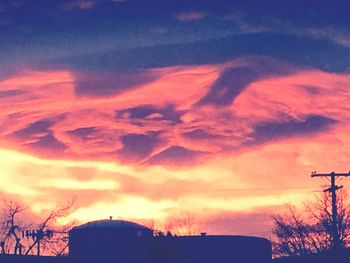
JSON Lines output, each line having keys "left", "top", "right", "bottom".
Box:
{"left": 272, "top": 190, "right": 350, "bottom": 257}
{"left": 163, "top": 212, "right": 200, "bottom": 236}
{"left": 0, "top": 199, "right": 75, "bottom": 256}
{"left": 0, "top": 201, "right": 28, "bottom": 255}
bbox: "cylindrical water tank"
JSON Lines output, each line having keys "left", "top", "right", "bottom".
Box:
{"left": 69, "top": 219, "right": 153, "bottom": 263}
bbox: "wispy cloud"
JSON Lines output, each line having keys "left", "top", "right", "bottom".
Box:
{"left": 298, "top": 27, "right": 350, "bottom": 47}
{"left": 223, "top": 12, "right": 350, "bottom": 47}
{"left": 1, "top": 56, "right": 350, "bottom": 167}
{"left": 63, "top": 0, "right": 96, "bottom": 11}
{"left": 222, "top": 12, "right": 270, "bottom": 34}
{"left": 176, "top": 11, "right": 207, "bottom": 22}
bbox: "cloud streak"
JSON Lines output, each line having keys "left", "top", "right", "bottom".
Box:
{"left": 176, "top": 11, "right": 207, "bottom": 22}
{"left": 64, "top": 0, "right": 96, "bottom": 11}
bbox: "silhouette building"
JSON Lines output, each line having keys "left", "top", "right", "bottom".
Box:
{"left": 69, "top": 219, "right": 272, "bottom": 263}
{"left": 69, "top": 220, "right": 153, "bottom": 263}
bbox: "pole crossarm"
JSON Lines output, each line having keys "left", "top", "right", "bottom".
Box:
{"left": 323, "top": 185, "right": 343, "bottom": 192}
{"left": 311, "top": 171, "right": 350, "bottom": 177}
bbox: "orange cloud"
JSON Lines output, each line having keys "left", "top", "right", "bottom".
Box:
{"left": 1, "top": 56, "right": 350, "bottom": 237}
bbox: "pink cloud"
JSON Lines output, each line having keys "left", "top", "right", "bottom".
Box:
{"left": 1, "top": 57, "right": 350, "bottom": 166}
{"left": 176, "top": 11, "right": 207, "bottom": 22}
{"left": 64, "top": 0, "right": 96, "bottom": 11}
{"left": 1, "top": 56, "right": 350, "bottom": 235}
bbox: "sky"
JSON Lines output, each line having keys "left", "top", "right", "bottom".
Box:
{"left": 1, "top": 0, "right": 350, "bottom": 238}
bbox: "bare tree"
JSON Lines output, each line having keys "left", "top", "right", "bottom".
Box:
{"left": 0, "top": 199, "right": 75, "bottom": 256}
{"left": 0, "top": 201, "right": 29, "bottom": 255}
{"left": 25, "top": 199, "right": 76, "bottom": 256}
{"left": 272, "top": 190, "right": 350, "bottom": 257}
{"left": 163, "top": 212, "right": 200, "bottom": 236}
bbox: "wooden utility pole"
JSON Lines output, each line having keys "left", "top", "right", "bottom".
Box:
{"left": 311, "top": 171, "right": 350, "bottom": 249}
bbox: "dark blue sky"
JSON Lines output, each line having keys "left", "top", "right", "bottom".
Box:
{"left": 1, "top": 0, "right": 350, "bottom": 75}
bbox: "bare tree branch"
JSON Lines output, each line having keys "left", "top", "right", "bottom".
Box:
{"left": 0, "top": 199, "right": 75, "bottom": 256}
{"left": 272, "top": 190, "right": 350, "bottom": 258}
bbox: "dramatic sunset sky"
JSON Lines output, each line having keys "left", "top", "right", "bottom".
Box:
{"left": 1, "top": 0, "right": 350, "bottom": 238}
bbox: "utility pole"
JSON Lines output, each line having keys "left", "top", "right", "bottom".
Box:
{"left": 37, "top": 237, "right": 40, "bottom": 256}
{"left": 311, "top": 171, "right": 350, "bottom": 250}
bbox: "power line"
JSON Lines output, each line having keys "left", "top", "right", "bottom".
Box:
{"left": 147, "top": 186, "right": 316, "bottom": 193}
